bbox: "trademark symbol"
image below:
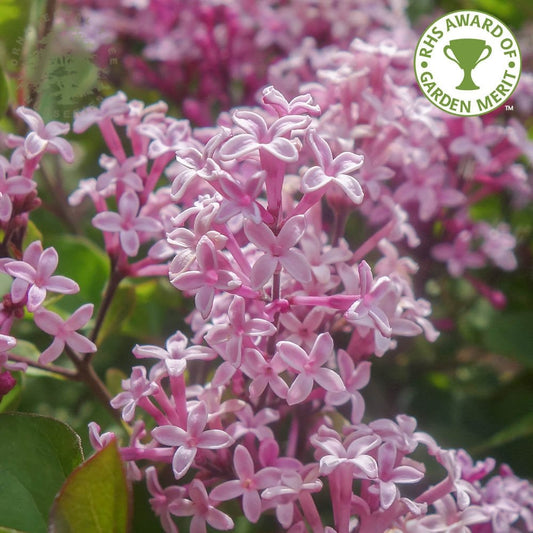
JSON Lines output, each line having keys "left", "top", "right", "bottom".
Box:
{"left": 505, "top": 104, "right": 514, "bottom": 110}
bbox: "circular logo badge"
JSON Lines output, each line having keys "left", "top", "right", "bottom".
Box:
{"left": 414, "top": 10, "right": 521, "bottom": 116}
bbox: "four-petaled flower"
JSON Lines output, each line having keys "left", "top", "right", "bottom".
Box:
{"left": 152, "top": 402, "right": 233, "bottom": 479}
{"left": 170, "top": 236, "right": 242, "bottom": 318}
{"left": 211, "top": 445, "right": 281, "bottom": 523}
{"left": 92, "top": 189, "right": 163, "bottom": 256}
{"left": 5, "top": 242, "right": 79, "bottom": 311}
{"left": 33, "top": 304, "right": 97, "bottom": 364}
{"left": 277, "top": 333, "right": 345, "bottom": 405}
{"left": 302, "top": 129, "right": 364, "bottom": 204}
{"left": 244, "top": 215, "right": 312, "bottom": 289}
{"left": 7, "top": 107, "right": 74, "bottom": 162}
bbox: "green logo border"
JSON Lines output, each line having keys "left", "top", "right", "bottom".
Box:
{"left": 413, "top": 9, "right": 522, "bottom": 117}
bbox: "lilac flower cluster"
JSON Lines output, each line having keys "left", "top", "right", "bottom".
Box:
{"left": 58, "top": 0, "right": 409, "bottom": 124}
{"left": 70, "top": 89, "right": 533, "bottom": 532}
{"left": 0, "top": 108, "right": 96, "bottom": 395}
{"left": 266, "top": 32, "right": 533, "bottom": 308}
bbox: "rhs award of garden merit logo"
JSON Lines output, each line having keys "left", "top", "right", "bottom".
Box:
{"left": 414, "top": 10, "right": 521, "bottom": 116}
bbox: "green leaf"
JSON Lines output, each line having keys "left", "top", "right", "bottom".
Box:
{"left": 483, "top": 311, "right": 533, "bottom": 368}
{"left": 96, "top": 284, "right": 136, "bottom": 345}
{"left": 48, "top": 235, "right": 110, "bottom": 313}
{"left": 0, "top": 413, "right": 83, "bottom": 533}
{"left": 49, "top": 439, "right": 131, "bottom": 533}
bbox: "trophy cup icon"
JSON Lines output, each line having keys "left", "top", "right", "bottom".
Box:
{"left": 443, "top": 39, "right": 492, "bottom": 90}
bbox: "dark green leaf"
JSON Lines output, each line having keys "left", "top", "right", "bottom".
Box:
{"left": 0, "top": 65, "right": 9, "bottom": 116}
{"left": 96, "top": 284, "right": 136, "bottom": 345}
{"left": 0, "top": 413, "right": 83, "bottom": 533}
{"left": 49, "top": 439, "right": 131, "bottom": 533}
{"left": 474, "top": 412, "right": 533, "bottom": 453}
{"left": 47, "top": 235, "right": 109, "bottom": 313}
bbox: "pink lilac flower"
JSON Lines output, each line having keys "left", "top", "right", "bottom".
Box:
{"left": 210, "top": 445, "right": 281, "bottom": 523}
{"left": 302, "top": 129, "right": 364, "bottom": 205}
{"left": 4, "top": 243, "right": 79, "bottom": 311}
{"left": 92, "top": 189, "right": 163, "bottom": 256}
{"left": 432, "top": 230, "right": 485, "bottom": 277}
{"left": 277, "top": 333, "right": 345, "bottom": 405}
{"left": 33, "top": 304, "right": 97, "bottom": 364}
{"left": 241, "top": 348, "right": 289, "bottom": 400}
{"left": 369, "top": 442, "right": 425, "bottom": 510}
{"left": 325, "top": 351, "right": 371, "bottom": 424}
{"left": 151, "top": 402, "right": 233, "bottom": 479}
{"left": 204, "top": 295, "right": 276, "bottom": 362}
{"left": 171, "top": 479, "right": 234, "bottom": 533}
{"left": 218, "top": 110, "right": 306, "bottom": 163}
{"left": 73, "top": 92, "right": 130, "bottom": 133}
{"left": 145, "top": 466, "right": 186, "bottom": 533}
{"left": 7, "top": 107, "right": 74, "bottom": 163}
{"left": 244, "top": 215, "right": 312, "bottom": 288}
{"left": 110, "top": 366, "right": 159, "bottom": 422}
{"left": 170, "top": 236, "right": 241, "bottom": 318}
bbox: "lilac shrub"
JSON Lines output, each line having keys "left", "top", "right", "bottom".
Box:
{"left": 58, "top": 89, "right": 531, "bottom": 532}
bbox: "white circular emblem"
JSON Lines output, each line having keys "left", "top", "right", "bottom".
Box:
{"left": 414, "top": 10, "right": 521, "bottom": 116}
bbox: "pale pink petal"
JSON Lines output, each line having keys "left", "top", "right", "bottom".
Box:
{"left": 219, "top": 134, "right": 259, "bottom": 160}
{"left": 277, "top": 215, "right": 306, "bottom": 249}
{"left": 244, "top": 220, "right": 277, "bottom": 251}
{"left": 16, "top": 107, "right": 44, "bottom": 131}
{"left": 287, "top": 374, "right": 313, "bottom": 405}
{"left": 277, "top": 341, "right": 309, "bottom": 371}
{"left": 92, "top": 212, "right": 123, "bottom": 232}
{"left": 242, "top": 489, "right": 262, "bottom": 523}
{"left": 66, "top": 303, "right": 94, "bottom": 330}
{"left": 314, "top": 368, "right": 345, "bottom": 393}
{"left": 263, "top": 137, "right": 299, "bottom": 162}
{"left": 195, "top": 286, "right": 214, "bottom": 318}
{"left": 302, "top": 167, "right": 330, "bottom": 192}
{"left": 250, "top": 254, "right": 277, "bottom": 289}
{"left": 4, "top": 262, "right": 36, "bottom": 283}
{"left": 120, "top": 229, "right": 140, "bottom": 256}
{"left": 210, "top": 480, "right": 244, "bottom": 501}
{"left": 205, "top": 507, "right": 234, "bottom": 531}
{"left": 39, "top": 337, "right": 65, "bottom": 364}
{"left": 172, "top": 446, "right": 197, "bottom": 479}
{"left": 49, "top": 137, "right": 74, "bottom": 163}
{"left": 187, "top": 402, "right": 208, "bottom": 436}
{"left": 335, "top": 174, "right": 364, "bottom": 204}
{"left": 197, "top": 429, "right": 233, "bottom": 449}
{"left": 351, "top": 455, "right": 378, "bottom": 478}
{"left": 10, "top": 278, "right": 28, "bottom": 303}
{"left": 309, "top": 333, "right": 334, "bottom": 366}
{"left": 66, "top": 331, "right": 96, "bottom": 353}
{"left": 27, "top": 285, "right": 47, "bottom": 311}
{"left": 380, "top": 480, "right": 398, "bottom": 509}
{"left": 280, "top": 249, "right": 311, "bottom": 283}
{"left": 33, "top": 308, "right": 64, "bottom": 335}
{"left": 151, "top": 425, "right": 188, "bottom": 447}
{"left": 24, "top": 133, "right": 48, "bottom": 159}
{"left": 234, "top": 445, "right": 254, "bottom": 480}
{"left": 0, "top": 194, "right": 12, "bottom": 221}
{"left": 118, "top": 190, "right": 140, "bottom": 220}
{"left": 37, "top": 247, "right": 59, "bottom": 279}
{"left": 45, "top": 275, "right": 80, "bottom": 294}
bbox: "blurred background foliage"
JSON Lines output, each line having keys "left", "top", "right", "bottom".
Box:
{"left": 0, "top": 0, "right": 532, "bottom": 530}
